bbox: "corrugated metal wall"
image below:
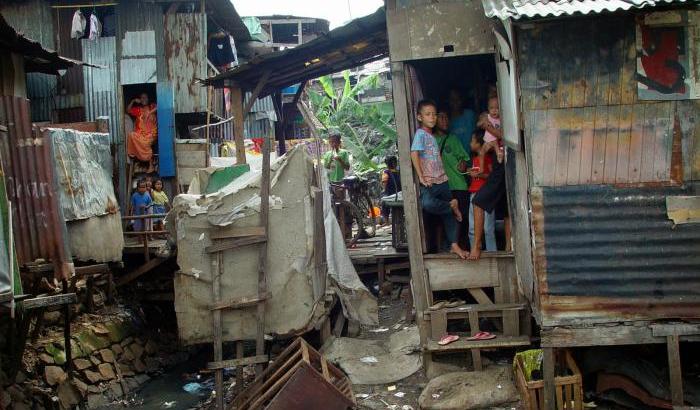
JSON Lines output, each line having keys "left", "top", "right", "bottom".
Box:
{"left": 0, "top": 96, "right": 71, "bottom": 279}
{"left": 243, "top": 93, "right": 275, "bottom": 139}
{"left": 164, "top": 12, "right": 207, "bottom": 113}
{"left": 54, "top": 7, "right": 85, "bottom": 121}
{"left": 519, "top": 14, "right": 700, "bottom": 326}
{"left": 82, "top": 37, "right": 120, "bottom": 145}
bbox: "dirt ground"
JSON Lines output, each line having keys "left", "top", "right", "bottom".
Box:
{"left": 352, "top": 293, "right": 522, "bottom": 410}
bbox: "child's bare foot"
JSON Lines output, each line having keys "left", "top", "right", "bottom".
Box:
{"left": 468, "top": 246, "right": 481, "bottom": 261}
{"left": 449, "top": 199, "right": 463, "bottom": 222}
{"left": 451, "top": 243, "right": 469, "bottom": 259}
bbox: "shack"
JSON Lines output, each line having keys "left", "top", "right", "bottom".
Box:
{"left": 0, "top": 0, "right": 253, "bottom": 209}
{"left": 387, "top": 0, "right": 700, "bottom": 407}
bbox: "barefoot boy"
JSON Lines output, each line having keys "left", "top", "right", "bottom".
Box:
{"left": 410, "top": 100, "right": 469, "bottom": 259}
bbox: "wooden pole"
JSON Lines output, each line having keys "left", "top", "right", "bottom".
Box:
{"left": 667, "top": 334, "right": 684, "bottom": 406}
{"left": 542, "top": 347, "right": 556, "bottom": 410}
{"left": 205, "top": 85, "right": 213, "bottom": 167}
{"left": 231, "top": 86, "right": 246, "bottom": 165}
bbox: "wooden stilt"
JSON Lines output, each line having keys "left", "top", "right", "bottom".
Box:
{"left": 667, "top": 334, "right": 683, "bottom": 406}
{"left": 543, "top": 347, "right": 556, "bottom": 410}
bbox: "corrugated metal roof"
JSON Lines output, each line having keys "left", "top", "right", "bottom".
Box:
{"left": 482, "top": 0, "right": 687, "bottom": 20}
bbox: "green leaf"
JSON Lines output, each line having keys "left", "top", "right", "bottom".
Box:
{"left": 318, "top": 75, "right": 336, "bottom": 100}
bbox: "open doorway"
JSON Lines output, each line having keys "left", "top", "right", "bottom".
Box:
{"left": 122, "top": 83, "right": 158, "bottom": 197}
{"left": 406, "top": 54, "right": 510, "bottom": 255}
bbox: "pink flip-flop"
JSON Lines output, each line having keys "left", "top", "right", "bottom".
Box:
{"left": 438, "top": 334, "right": 460, "bottom": 346}
{"left": 467, "top": 331, "right": 496, "bottom": 341}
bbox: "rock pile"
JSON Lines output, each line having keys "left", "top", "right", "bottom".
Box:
{"left": 2, "top": 312, "right": 189, "bottom": 409}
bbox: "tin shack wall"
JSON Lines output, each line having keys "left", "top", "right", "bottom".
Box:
{"left": 0, "top": 0, "right": 57, "bottom": 121}
{"left": 164, "top": 11, "right": 207, "bottom": 114}
{"left": 517, "top": 13, "right": 700, "bottom": 327}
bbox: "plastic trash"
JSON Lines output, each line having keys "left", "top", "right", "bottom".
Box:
{"left": 183, "top": 382, "right": 204, "bottom": 394}
{"left": 394, "top": 392, "right": 405, "bottom": 398}
{"left": 360, "top": 356, "right": 379, "bottom": 364}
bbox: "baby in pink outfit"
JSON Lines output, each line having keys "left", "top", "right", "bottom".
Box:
{"left": 479, "top": 97, "right": 501, "bottom": 143}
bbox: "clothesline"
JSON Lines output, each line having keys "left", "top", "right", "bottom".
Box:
{"left": 51, "top": 3, "right": 117, "bottom": 8}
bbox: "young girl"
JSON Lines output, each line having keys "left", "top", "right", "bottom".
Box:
{"left": 151, "top": 179, "right": 169, "bottom": 232}
{"left": 477, "top": 96, "right": 502, "bottom": 144}
{"left": 468, "top": 129, "right": 496, "bottom": 252}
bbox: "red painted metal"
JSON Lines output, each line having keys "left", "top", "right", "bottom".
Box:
{"left": 0, "top": 96, "right": 72, "bottom": 280}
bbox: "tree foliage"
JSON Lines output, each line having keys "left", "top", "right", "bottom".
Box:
{"left": 307, "top": 71, "right": 397, "bottom": 175}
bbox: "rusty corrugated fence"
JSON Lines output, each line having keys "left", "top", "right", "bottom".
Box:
{"left": 0, "top": 96, "right": 72, "bottom": 279}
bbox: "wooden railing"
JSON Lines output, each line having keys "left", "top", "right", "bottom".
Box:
{"left": 121, "top": 213, "right": 168, "bottom": 261}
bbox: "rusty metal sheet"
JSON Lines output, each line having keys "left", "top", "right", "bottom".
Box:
{"left": 81, "top": 37, "right": 120, "bottom": 144}
{"left": 0, "top": 96, "right": 72, "bottom": 279}
{"left": 164, "top": 12, "right": 206, "bottom": 113}
{"left": 482, "top": 0, "right": 687, "bottom": 21}
{"left": 531, "top": 184, "right": 700, "bottom": 326}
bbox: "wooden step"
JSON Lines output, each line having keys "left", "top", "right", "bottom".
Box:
{"left": 424, "top": 303, "right": 526, "bottom": 317}
{"left": 425, "top": 335, "right": 530, "bottom": 352}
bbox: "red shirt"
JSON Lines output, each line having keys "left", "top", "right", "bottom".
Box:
{"left": 468, "top": 155, "right": 493, "bottom": 193}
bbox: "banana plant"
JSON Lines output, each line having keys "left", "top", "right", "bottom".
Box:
{"left": 307, "top": 70, "right": 397, "bottom": 175}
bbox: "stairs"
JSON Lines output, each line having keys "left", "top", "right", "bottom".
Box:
{"left": 422, "top": 254, "right": 531, "bottom": 371}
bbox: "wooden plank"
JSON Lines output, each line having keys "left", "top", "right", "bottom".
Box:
{"left": 543, "top": 347, "right": 556, "bottom": 410}
{"left": 607, "top": 24, "right": 624, "bottom": 106}
{"left": 503, "top": 309, "right": 520, "bottom": 337}
{"left": 566, "top": 108, "right": 583, "bottom": 185}
{"left": 430, "top": 311, "right": 447, "bottom": 341}
{"left": 591, "top": 105, "right": 608, "bottom": 183}
{"left": 115, "top": 257, "right": 167, "bottom": 286}
{"left": 207, "top": 355, "right": 269, "bottom": 370}
{"left": 528, "top": 110, "right": 545, "bottom": 186}
{"left": 212, "top": 252, "right": 224, "bottom": 410}
{"left": 627, "top": 104, "right": 646, "bottom": 182}
{"left": 426, "top": 258, "right": 498, "bottom": 291}
{"left": 210, "top": 226, "right": 265, "bottom": 240}
{"left": 231, "top": 86, "right": 246, "bottom": 165}
{"left": 579, "top": 107, "right": 595, "bottom": 184}
{"left": 640, "top": 102, "right": 659, "bottom": 182}
{"left": 468, "top": 288, "right": 494, "bottom": 305}
{"left": 208, "top": 295, "right": 266, "bottom": 311}
{"left": 554, "top": 110, "right": 570, "bottom": 186}
{"left": 615, "top": 104, "right": 633, "bottom": 183}
{"left": 391, "top": 61, "right": 430, "bottom": 358}
{"left": 603, "top": 105, "right": 621, "bottom": 183}
{"left": 256, "top": 128, "right": 271, "bottom": 374}
{"left": 653, "top": 102, "right": 673, "bottom": 181}
{"left": 651, "top": 323, "right": 700, "bottom": 337}
{"left": 242, "top": 70, "right": 271, "bottom": 116}
{"left": 542, "top": 110, "right": 559, "bottom": 186}
{"left": 468, "top": 311, "right": 482, "bottom": 371}
{"left": 424, "top": 303, "right": 526, "bottom": 316}
{"left": 74, "top": 264, "right": 110, "bottom": 276}
{"left": 205, "top": 235, "right": 266, "bottom": 253}
{"left": 426, "top": 335, "right": 531, "bottom": 352}
{"left": 594, "top": 20, "right": 612, "bottom": 106}
{"left": 620, "top": 20, "right": 637, "bottom": 105}
{"left": 667, "top": 335, "right": 684, "bottom": 406}
{"left": 21, "top": 293, "right": 77, "bottom": 309}
{"left": 176, "top": 151, "right": 207, "bottom": 168}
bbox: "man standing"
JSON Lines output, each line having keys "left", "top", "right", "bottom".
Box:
{"left": 322, "top": 132, "right": 351, "bottom": 183}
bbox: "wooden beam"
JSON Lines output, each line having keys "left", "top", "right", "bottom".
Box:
{"left": 242, "top": 70, "right": 272, "bottom": 117}
{"left": 667, "top": 335, "right": 684, "bottom": 406}
{"left": 207, "top": 355, "right": 269, "bottom": 370}
{"left": 115, "top": 257, "right": 167, "bottom": 287}
{"left": 21, "top": 293, "right": 77, "bottom": 310}
{"left": 292, "top": 80, "right": 307, "bottom": 105}
{"left": 208, "top": 294, "right": 267, "bottom": 311}
{"left": 231, "top": 86, "right": 246, "bottom": 165}
{"left": 651, "top": 323, "right": 700, "bottom": 337}
{"left": 209, "top": 226, "right": 265, "bottom": 240}
{"left": 205, "top": 235, "right": 266, "bottom": 253}
{"left": 74, "top": 264, "right": 110, "bottom": 276}
{"left": 542, "top": 347, "right": 556, "bottom": 410}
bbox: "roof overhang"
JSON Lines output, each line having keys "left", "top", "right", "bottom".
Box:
{"left": 482, "top": 0, "right": 689, "bottom": 20}
{"left": 202, "top": 7, "right": 388, "bottom": 96}
{"left": 0, "top": 13, "right": 97, "bottom": 74}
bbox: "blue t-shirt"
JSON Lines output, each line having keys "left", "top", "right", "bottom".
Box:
{"left": 410, "top": 128, "right": 448, "bottom": 185}
{"left": 449, "top": 109, "right": 476, "bottom": 152}
{"left": 131, "top": 191, "right": 152, "bottom": 215}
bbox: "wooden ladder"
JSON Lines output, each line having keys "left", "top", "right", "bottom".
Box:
{"left": 206, "top": 136, "right": 272, "bottom": 410}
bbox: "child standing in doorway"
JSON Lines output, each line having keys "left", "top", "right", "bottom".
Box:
{"left": 468, "top": 129, "right": 496, "bottom": 252}
{"left": 151, "top": 179, "right": 169, "bottom": 232}
{"left": 130, "top": 179, "right": 152, "bottom": 232}
{"left": 410, "top": 100, "right": 469, "bottom": 259}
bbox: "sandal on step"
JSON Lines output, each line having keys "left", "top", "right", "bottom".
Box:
{"left": 429, "top": 300, "right": 448, "bottom": 310}
{"left": 445, "top": 298, "right": 466, "bottom": 308}
{"left": 438, "top": 334, "right": 460, "bottom": 346}
{"left": 466, "top": 331, "right": 496, "bottom": 341}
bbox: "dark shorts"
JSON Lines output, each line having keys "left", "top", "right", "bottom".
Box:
{"left": 473, "top": 160, "right": 505, "bottom": 214}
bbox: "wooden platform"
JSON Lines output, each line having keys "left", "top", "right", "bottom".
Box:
{"left": 426, "top": 335, "right": 530, "bottom": 352}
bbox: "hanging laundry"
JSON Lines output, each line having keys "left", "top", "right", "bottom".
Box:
{"left": 88, "top": 13, "right": 102, "bottom": 40}
{"left": 208, "top": 32, "right": 235, "bottom": 69}
{"left": 70, "top": 10, "right": 86, "bottom": 39}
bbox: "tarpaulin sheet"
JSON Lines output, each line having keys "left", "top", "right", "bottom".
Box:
{"left": 170, "top": 146, "right": 376, "bottom": 345}
{"left": 49, "top": 128, "right": 117, "bottom": 221}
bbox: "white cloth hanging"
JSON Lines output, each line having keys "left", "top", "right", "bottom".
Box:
{"left": 88, "top": 13, "right": 102, "bottom": 40}
{"left": 70, "top": 10, "right": 86, "bottom": 39}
